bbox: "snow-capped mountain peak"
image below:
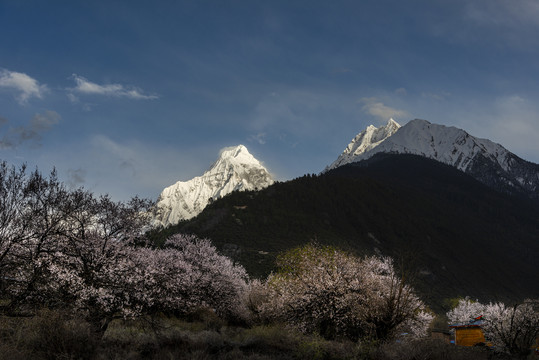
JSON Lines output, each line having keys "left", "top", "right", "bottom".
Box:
{"left": 209, "top": 145, "right": 265, "bottom": 175}
{"left": 326, "top": 119, "right": 539, "bottom": 198}
{"left": 326, "top": 118, "right": 401, "bottom": 171}
{"left": 155, "top": 145, "right": 274, "bottom": 226}
{"left": 347, "top": 119, "right": 511, "bottom": 172}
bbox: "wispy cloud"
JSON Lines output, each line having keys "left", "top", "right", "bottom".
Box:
{"left": 248, "top": 132, "right": 267, "bottom": 145}
{"left": 0, "top": 69, "right": 48, "bottom": 104}
{"left": 452, "top": 94, "right": 539, "bottom": 163}
{"left": 359, "top": 97, "right": 409, "bottom": 122}
{"left": 395, "top": 88, "right": 407, "bottom": 96}
{"left": 250, "top": 90, "right": 359, "bottom": 140}
{"left": 465, "top": 0, "right": 539, "bottom": 49}
{"left": 421, "top": 91, "right": 451, "bottom": 101}
{"left": 465, "top": 0, "right": 539, "bottom": 29}
{"left": 429, "top": 1, "right": 539, "bottom": 49}
{"left": 484, "top": 95, "right": 539, "bottom": 160}
{"left": 0, "top": 110, "right": 60, "bottom": 149}
{"left": 69, "top": 74, "right": 158, "bottom": 100}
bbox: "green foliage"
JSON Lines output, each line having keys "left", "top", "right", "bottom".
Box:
{"left": 296, "top": 338, "right": 326, "bottom": 360}
{"left": 275, "top": 243, "right": 338, "bottom": 277}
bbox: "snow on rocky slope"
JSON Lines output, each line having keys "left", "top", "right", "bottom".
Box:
{"left": 155, "top": 145, "right": 274, "bottom": 226}
{"left": 326, "top": 118, "right": 401, "bottom": 171}
{"left": 327, "top": 119, "right": 539, "bottom": 198}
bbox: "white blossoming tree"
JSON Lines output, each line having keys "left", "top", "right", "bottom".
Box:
{"left": 446, "top": 297, "right": 486, "bottom": 324}
{"left": 447, "top": 298, "right": 539, "bottom": 358}
{"left": 257, "top": 243, "right": 432, "bottom": 342}
{"left": 483, "top": 300, "right": 539, "bottom": 359}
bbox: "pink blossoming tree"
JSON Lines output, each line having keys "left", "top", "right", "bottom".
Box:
{"left": 0, "top": 163, "right": 249, "bottom": 336}
{"left": 257, "top": 243, "right": 432, "bottom": 342}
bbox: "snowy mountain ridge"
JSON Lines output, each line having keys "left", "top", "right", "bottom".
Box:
{"left": 155, "top": 145, "right": 274, "bottom": 226}
{"left": 326, "top": 118, "right": 401, "bottom": 171}
{"left": 327, "top": 119, "right": 539, "bottom": 198}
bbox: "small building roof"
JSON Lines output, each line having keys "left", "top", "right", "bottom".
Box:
{"left": 449, "top": 319, "right": 484, "bottom": 328}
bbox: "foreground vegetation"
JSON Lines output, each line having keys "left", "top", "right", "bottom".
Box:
{"left": 0, "top": 309, "right": 519, "bottom": 360}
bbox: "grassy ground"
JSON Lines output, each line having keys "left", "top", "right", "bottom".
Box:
{"left": 1, "top": 308, "right": 526, "bottom": 360}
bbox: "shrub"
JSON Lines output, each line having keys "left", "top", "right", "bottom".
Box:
{"left": 0, "top": 309, "right": 98, "bottom": 360}
{"left": 373, "top": 338, "right": 491, "bottom": 360}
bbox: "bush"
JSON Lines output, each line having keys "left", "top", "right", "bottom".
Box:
{"left": 0, "top": 309, "right": 99, "bottom": 360}
{"left": 373, "top": 338, "right": 491, "bottom": 360}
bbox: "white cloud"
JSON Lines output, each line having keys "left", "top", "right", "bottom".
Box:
{"left": 67, "top": 93, "right": 79, "bottom": 103}
{"left": 359, "top": 97, "right": 409, "bottom": 122}
{"left": 69, "top": 74, "right": 158, "bottom": 100}
{"left": 0, "top": 69, "right": 48, "bottom": 104}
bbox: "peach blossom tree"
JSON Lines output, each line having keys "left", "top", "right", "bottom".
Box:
{"left": 0, "top": 163, "right": 249, "bottom": 335}
{"left": 257, "top": 243, "right": 432, "bottom": 342}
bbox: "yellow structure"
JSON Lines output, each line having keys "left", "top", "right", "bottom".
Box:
{"left": 449, "top": 319, "right": 491, "bottom": 347}
{"left": 453, "top": 327, "right": 487, "bottom": 346}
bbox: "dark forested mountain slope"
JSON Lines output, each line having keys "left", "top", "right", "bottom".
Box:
{"left": 156, "top": 154, "right": 539, "bottom": 311}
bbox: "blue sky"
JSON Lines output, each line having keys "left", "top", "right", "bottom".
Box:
{"left": 1, "top": 0, "right": 538, "bottom": 201}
